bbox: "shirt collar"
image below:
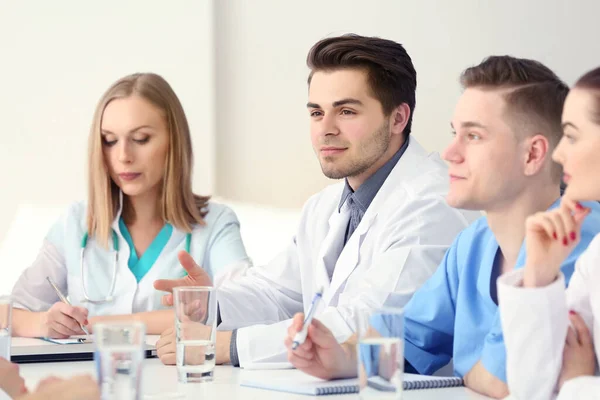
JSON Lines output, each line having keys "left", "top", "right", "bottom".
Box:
{"left": 338, "top": 136, "right": 410, "bottom": 212}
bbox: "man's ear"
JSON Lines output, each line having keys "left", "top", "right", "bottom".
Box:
{"left": 390, "top": 103, "right": 410, "bottom": 137}
{"left": 523, "top": 134, "right": 550, "bottom": 177}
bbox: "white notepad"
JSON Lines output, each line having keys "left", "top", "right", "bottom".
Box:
{"left": 240, "top": 369, "right": 463, "bottom": 396}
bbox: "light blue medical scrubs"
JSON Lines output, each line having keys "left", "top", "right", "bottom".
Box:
{"left": 403, "top": 199, "right": 600, "bottom": 382}
{"left": 118, "top": 218, "right": 175, "bottom": 282}
{"left": 10, "top": 200, "right": 249, "bottom": 318}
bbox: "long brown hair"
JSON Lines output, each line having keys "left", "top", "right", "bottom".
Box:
{"left": 575, "top": 66, "right": 600, "bottom": 124}
{"left": 87, "top": 73, "right": 209, "bottom": 247}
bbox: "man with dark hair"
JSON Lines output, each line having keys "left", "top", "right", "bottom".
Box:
{"left": 284, "top": 55, "right": 600, "bottom": 398}
{"left": 153, "top": 34, "right": 479, "bottom": 368}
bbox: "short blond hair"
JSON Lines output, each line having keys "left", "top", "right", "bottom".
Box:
{"left": 87, "top": 73, "right": 209, "bottom": 247}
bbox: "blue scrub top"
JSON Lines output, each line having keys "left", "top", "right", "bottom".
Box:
{"left": 403, "top": 199, "right": 600, "bottom": 382}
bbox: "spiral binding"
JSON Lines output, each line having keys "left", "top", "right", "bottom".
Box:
{"left": 403, "top": 377, "right": 464, "bottom": 390}
{"left": 316, "top": 384, "right": 360, "bottom": 395}
{"left": 312, "top": 377, "right": 464, "bottom": 395}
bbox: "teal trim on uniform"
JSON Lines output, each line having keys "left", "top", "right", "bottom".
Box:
{"left": 119, "top": 218, "right": 174, "bottom": 283}
{"left": 81, "top": 231, "right": 119, "bottom": 250}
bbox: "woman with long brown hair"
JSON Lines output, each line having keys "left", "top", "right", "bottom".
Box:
{"left": 10, "top": 72, "right": 249, "bottom": 338}
{"left": 499, "top": 66, "right": 600, "bottom": 399}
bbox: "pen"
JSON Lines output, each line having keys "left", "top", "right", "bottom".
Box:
{"left": 292, "top": 288, "right": 323, "bottom": 350}
{"left": 46, "top": 276, "right": 90, "bottom": 335}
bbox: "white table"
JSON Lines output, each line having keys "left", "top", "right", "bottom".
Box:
{"left": 18, "top": 359, "right": 493, "bottom": 399}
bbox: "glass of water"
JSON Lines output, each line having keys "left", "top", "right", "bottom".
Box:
{"left": 0, "top": 296, "right": 11, "bottom": 360}
{"left": 94, "top": 322, "right": 145, "bottom": 400}
{"left": 173, "top": 286, "right": 217, "bottom": 383}
{"left": 356, "top": 307, "right": 404, "bottom": 399}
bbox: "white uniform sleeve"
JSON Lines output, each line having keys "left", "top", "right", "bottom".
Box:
{"left": 499, "top": 244, "right": 595, "bottom": 400}
{"left": 498, "top": 270, "right": 567, "bottom": 400}
{"left": 10, "top": 239, "right": 66, "bottom": 311}
{"left": 10, "top": 204, "right": 79, "bottom": 312}
{"left": 218, "top": 237, "right": 303, "bottom": 365}
{"left": 204, "top": 205, "right": 251, "bottom": 281}
{"left": 557, "top": 376, "right": 600, "bottom": 400}
{"left": 217, "top": 239, "right": 303, "bottom": 330}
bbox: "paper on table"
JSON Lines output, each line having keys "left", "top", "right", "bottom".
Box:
{"left": 11, "top": 336, "right": 91, "bottom": 347}
{"left": 241, "top": 362, "right": 294, "bottom": 370}
{"left": 39, "top": 337, "right": 91, "bottom": 345}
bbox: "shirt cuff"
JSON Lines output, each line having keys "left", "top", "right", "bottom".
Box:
{"left": 230, "top": 329, "right": 240, "bottom": 367}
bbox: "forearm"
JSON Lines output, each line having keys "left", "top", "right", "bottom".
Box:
{"left": 216, "top": 331, "right": 232, "bottom": 365}
{"left": 15, "top": 392, "right": 42, "bottom": 400}
{"left": 89, "top": 309, "right": 174, "bottom": 335}
{"left": 12, "top": 309, "right": 45, "bottom": 337}
{"left": 464, "top": 361, "right": 509, "bottom": 399}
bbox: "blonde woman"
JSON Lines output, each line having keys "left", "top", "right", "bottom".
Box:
{"left": 10, "top": 73, "right": 249, "bottom": 338}
{"left": 499, "top": 66, "right": 600, "bottom": 399}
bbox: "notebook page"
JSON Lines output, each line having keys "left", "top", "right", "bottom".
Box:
{"left": 240, "top": 369, "right": 357, "bottom": 395}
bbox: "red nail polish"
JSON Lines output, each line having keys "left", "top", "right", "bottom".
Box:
{"left": 570, "top": 232, "right": 576, "bottom": 241}
{"left": 553, "top": 232, "right": 558, "bottom": 240}
{"left": 563, "top": 237, "right": 568, "bottom": 246}
{"left": 576, "top": 203, "right": 584, "bottom": 210}
{"left": 569, "top": 310, "right": 576, "bottom": 315}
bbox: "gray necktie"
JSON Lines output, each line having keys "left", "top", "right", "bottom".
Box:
{"left": 345, "top": 196, "right": 364, "bottom": 245}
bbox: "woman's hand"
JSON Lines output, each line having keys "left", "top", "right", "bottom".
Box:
{"left": 0, "top": 358, "right": 27, "bottom": 398}
{"left": 523, "top": 199, "right": 590, "bottom": 287}
{"left": 558, "top": 311, "right": 596, "bottom": 389}
{"left": 42, "top": 302, "right": 89, "bottom": 338}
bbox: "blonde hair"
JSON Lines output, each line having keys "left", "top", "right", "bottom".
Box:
{"left": 87, "top": 72, "right": 209, "bottom": 247}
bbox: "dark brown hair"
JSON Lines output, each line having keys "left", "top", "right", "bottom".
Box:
{"left": 460, "top": 56, "right": 569, "bottom": 182}
{"left": 307, "top": 34, "right": 417, "bottom": 136}
{"left": 574, "top": 66, "right": 600, "bottom": 124}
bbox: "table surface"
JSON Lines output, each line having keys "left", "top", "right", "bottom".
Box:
{"left": 18, "top": 359, "right": 494, "bottom": 399}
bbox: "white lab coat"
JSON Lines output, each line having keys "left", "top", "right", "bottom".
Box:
{"left": 11, "top": 199, "right": 249, "bottom": 317}
{"left": 216, "top": 138, "right": 482, "bottom": 367}
{"left": 498, "top": 233, "right": 600, "bottom": 400}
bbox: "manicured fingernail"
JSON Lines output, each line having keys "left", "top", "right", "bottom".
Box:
{"left": 576, "top": 203, "right": 584, "bottom": 210}
{"left": 563, "top": 237, "right": 568, "bottom": 246}
{"left": 553, "top": 232, "right": 558, "bottom": 240}
{"left": 570, "top": 232, "right": 576, "bottom": 241}
{"left": 569, "top": 310, "right": 576, "bottom": 315}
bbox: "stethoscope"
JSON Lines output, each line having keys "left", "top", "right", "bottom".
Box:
{"left": 80, "top": 229, "right": 192, "bottom": 304}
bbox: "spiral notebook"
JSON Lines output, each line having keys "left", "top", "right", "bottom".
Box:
{"left": 240, "top": 369, "right": 464, "bottom": 396}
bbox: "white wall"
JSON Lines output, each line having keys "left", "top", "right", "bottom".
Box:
{"left": 2, "top": 0, "right": 600, "bottom": 243}
{"left": 0, "top": 0, "right": 215, "bottom": 243}
{"left": 214, "top": 0, "right": 600, "bottom": 208}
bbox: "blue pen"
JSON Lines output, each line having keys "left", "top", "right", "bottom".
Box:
{"left": 292, "top": 288, "right": 323, "bottom": 350}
